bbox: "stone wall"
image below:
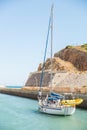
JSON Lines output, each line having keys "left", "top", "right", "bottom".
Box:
{"left": 25, "top": 71, "right": 55, "bottom": 87}
{"left": 25, "top": 71, "right": 87, "bottom": 88}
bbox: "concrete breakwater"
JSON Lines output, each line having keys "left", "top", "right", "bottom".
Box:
{"left": 0, "top": 87, "right": 87, "bottom": 109}
{"left": 0, "top": 88, "right": 37, "bottom": 100}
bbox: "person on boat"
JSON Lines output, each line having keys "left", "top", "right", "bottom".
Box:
{"left": 38, "top": 90, "right": 42, "bottom": 99}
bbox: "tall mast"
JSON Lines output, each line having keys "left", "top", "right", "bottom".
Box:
{"left": 39, "top": 5, "right": 52, "bottom": 92}
{"left": 39, "top": 4, "right": 54, "bottom": 94}
{"left": 50, "top": 4, "right": 53, "bottom": 92}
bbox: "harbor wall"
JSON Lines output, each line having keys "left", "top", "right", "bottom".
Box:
{"left": 0, "top": 87, "right": 87, "bottom": 109}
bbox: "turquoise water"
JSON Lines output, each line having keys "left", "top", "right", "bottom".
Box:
{"left": 0, "top": 94, "right": 87, "bottom": 130}
{"left": 6, "top": 86, "right": 22, "bottom": 88}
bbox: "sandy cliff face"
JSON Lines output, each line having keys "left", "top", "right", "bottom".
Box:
{"left": 38, "top": 45, "right": 87, "bottom": 71}
{"left": 25, "top": 44, "right": 87, "bottom": 88}
{"left": 38, "top": 57, "right": 78, "bottom": 72}
{"left": 54, "top": 45, "right": 87, "bottom": 71}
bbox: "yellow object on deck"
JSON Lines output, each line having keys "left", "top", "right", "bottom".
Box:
{"left": 61, "top": 98, "right": 83, "bottom": 106}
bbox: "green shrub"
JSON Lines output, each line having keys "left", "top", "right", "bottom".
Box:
{"left": 65, "top": 45, "right": 73, "bottom": 49}
{"left": 81, "top": 44, "right": 87, "bottom": 50}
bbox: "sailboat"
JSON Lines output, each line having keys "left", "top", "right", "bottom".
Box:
{"left": 38, "top": 5, "right": 83, "bottom": 116}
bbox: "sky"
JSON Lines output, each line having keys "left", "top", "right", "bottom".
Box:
{"left": 0, "top": 0, "right": 87, "bottom": 86}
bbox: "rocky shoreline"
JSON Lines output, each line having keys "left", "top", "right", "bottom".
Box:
{"left": 0, "top": 87, "right": 87, "bottom": 109}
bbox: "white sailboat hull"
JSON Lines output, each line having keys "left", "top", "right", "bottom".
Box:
{"left": 38, "top": 105, "right": 75, "bottom": 116}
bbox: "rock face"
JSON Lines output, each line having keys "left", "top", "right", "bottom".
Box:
{"left": 25, "top": 44, "right": 87, "bottom": 89}
{"left": 54, "top": 46, "right": 87, "bottom": 71}
{"left": 38, "top": 45, "right": 87, "bottom": 72}
{"left": 38, "top": 57, "right": 77, "bottom": 72}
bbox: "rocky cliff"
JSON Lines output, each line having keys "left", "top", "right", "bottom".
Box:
{"left": 54, "top": 44, "right": 87, "bottom": 71}
{"left": 25, "top": 44, "right": 87, "bottom": 90}
{"left": 38, "top": 44, "right": 87, "bottom": 71}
